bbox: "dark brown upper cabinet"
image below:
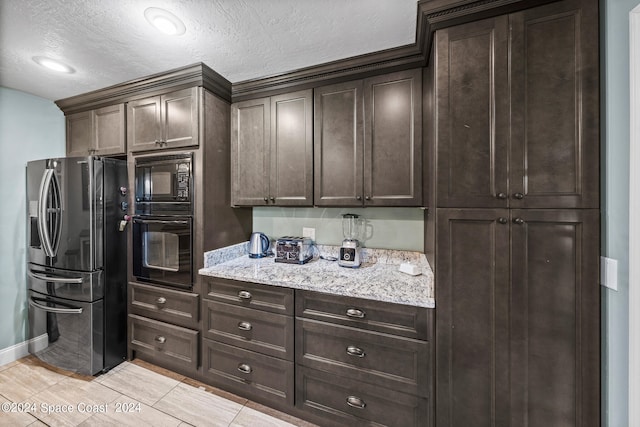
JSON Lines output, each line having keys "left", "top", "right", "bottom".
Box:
{"left": 231, "top": 89, "right": 313, "bottom": 207}
{"left": 66, "top": 104, "right": 126, "bottom": 156}
{"left": 434, "top": 0, "right": 599, "bottom": 209}
{"left": 435, "top": 207, "right": 599, "bottom": 427}
{"left": 314, "top": 69, "right": 422, "bottom": 207}
{"left": 127, "top": 87, "right": 199, "bottom": 152}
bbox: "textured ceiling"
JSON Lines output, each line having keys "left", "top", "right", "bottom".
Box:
{"left": 0, "top": 0, "right": 418, "bottom": 101}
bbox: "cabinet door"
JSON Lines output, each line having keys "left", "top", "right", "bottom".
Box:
{"left": 435, "top": 17, "right": 510, "bottom": 208}
{"left": 231, "top": 97, "right": 271, "bottom": 206}
{"left": 127, "top": 96, "right": 162, "bottom": 152}
{"left": 509, "top": 0, "right": 599, "bottom": 208}
{"left": 510, "top": 209, "right": 599, "bottom": 427}
{"left": 314, "top": 81, "right": 364, "bottom": 206}
{"left": 270, "top": 89, "right": 313, "bottom": 206}
{"left": 364, "top": 68, "right": 423, "bottom": 206}
{"left": 435, "top": 208, "right": 510, "bottom": 427}
{"left": 162, "top": 87, "right": 199, "bottom": 149}
{"left": 66, "top": 110, "right": 93, "bottom": 156}
{"left": 94, "top": 104, "right": 125, "bottom": 155}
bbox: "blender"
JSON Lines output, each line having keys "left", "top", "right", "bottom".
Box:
{"left": 339, "top": 213, "right": 363, "bottom": 268}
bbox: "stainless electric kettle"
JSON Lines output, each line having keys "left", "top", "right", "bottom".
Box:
{"left": 248, "top": 232, "right": 270, "bottom": 258}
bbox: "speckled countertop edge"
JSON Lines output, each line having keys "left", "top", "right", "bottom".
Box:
{"left": 200, "top": 242, "right": 435, "bottom": 308}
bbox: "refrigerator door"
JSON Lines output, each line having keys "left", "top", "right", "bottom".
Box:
{"left": 27, "top": 290, "right": 104, "bottom": 376}
{"left": 27, "top": 157, "right": 103, "bottom": 271}
{"left": 27, "top": 264, "right": 103, "bottom": 303}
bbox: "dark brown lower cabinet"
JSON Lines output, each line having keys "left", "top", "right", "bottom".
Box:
{"left": 435, "top": 208, "right": 599, "bottom": 427}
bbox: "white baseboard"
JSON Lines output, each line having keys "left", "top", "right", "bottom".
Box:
{"left": 0, "top": 334, "right": 48, "bottom": 367}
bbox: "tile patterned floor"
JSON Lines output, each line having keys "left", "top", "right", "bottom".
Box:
{"left": 0, "top": 356, "right": 317, "bottom": 427}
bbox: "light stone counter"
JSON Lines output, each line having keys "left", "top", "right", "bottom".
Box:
{"left": 199, "top": 242, "right": 435, "bottom": 308}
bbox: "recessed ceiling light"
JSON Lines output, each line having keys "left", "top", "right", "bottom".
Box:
{"left": 32, "top": 56, "right": 75, "bottom": 73}
{"left": 144, "top": 7, "right": 186, "bottom": 36}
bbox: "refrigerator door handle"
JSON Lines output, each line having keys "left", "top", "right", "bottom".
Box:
{"left": 28, "top": 270, "right": 84, "bottom": 284}
{"left": 29, "top": 298, "right": 83, "bottom": 314}
{"left": 37, "top": 168, "right": 63, "bottom": 258}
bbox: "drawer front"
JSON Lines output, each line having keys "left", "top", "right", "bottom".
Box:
{"left": 203, "top": 300, "right": 293, "bottom": 360}
{"left": 296, "top": 366, "right": 429, "bottom": 427}
{"left": 296, "top": 319, "right": 429, "bottom": 397}
{"left": 204, "top": 278, "right": 294, "bottom": 315}
{"left": 203, "top": 339, "right": 294, "bottom": 406}
{"left": 129, "top": 282, "right": 199, "bottom": 329}
{"left": 128, "top": 314, "right": 199, "bottom": 371}
{"left": 296, "top": 290, "right": 432, "bottom": 339}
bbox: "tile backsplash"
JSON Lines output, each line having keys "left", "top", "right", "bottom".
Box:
{"left": 252, "top": 207, "right": 425, "bottom": 252}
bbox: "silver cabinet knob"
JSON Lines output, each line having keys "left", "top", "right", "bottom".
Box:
{"left": 346, "top": 395, "right": 366, "bottom": 409}
{"left": 513, "top": 192, "right": 524, "bottom": 200}
{"left": 513, "top": 217, "right": 525, "bottom": 225}
{"left": 154, "top": 335, "right": 166, "bottom": 344}
{"left": 346, "top": 308, "right": 365, "bottom": 319}
{"left": 237, "top": 363, "right": 252, "bottom": 374}
{"left": 156, "top": 297, "right": 167, "bottom": 305}
{"left": 346, "top": 345, "right": 365, "bottom": 358}
{"left": 238, "top": 290, "right": 252, "bottom": 300}
{"left": 237, "top": 321, "right": 253, "bottom": 331}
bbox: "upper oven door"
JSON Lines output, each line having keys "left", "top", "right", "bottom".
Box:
{"left": 134, "top": 154, "right": 192, "bottom": 215}
{"left": 132, "top": 216, "right": 193, "bottom": 290}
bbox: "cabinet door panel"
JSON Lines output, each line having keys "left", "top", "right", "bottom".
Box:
{"left": 270, "top": 90, "right": 313, "bottom": 205}
{"left": 127, "top": 97, "right": 162, "bottom": 152}
{"left": 314, "top": 81, "right": 364, "bottom": 206}
{"left": 66, "top": 110, "right": 93, "bottom": 156}
{"left": 510, "top": 209, "right": 599, "bottom": 427}
{"left": 162, "top": 87, "right": 199, "bottom": 149}
{"left": 510, "top": 0, "right": 599, "bottom": 208}
{"left": 435, "top": 18, "right": 509, "bottom": 208}
{"left": 435, "top": 208, "right": 510, "bottom": 427}
{"left": 94, "top": 104, "right": 125, "bottom": 155}
{"left": 231, "top": 98, "right": 270, "bottom": 206}
{"left": 364, "top": 68, "right": 422, "bottom": 206}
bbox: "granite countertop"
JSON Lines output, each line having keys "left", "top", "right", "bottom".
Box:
{"left": 199, "top": 242, "right": 435, "bottom": 308}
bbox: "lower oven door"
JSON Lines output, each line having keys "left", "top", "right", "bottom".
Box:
{"left": 27, "top": 290, "right": 103, "bottom": 375}
{"left": 132, "top": 216, "right": 193, "bottom": 290}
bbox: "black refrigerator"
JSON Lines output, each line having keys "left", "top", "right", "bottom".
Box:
{"left": 26, "top": 156, "right": 128, "bottom": 375}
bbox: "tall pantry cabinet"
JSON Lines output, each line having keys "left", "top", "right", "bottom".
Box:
{"left": 429, "top": 0, "right": 600, "bottom": 426}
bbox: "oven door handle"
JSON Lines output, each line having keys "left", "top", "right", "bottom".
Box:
{"left": 29, "top": 298, "right": 83, "bottom": 314}
{"left": 28, "top": 270, "right": 84, "bottom": 284}
{"left": 133, "top": 218, "right": 190, "bottom": 225}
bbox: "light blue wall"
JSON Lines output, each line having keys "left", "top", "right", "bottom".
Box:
{"left": 253, "top": 207, "right": 424, "bottom": 251}
{"left": 0, "top": 87, "right": 65, "bottom": 350}
{"left": 601, "top": 0, "right": 638, "bottom": 426}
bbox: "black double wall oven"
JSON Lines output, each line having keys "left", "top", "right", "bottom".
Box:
{"left": 132, "top": 153, "right": 194, "bottom": 290}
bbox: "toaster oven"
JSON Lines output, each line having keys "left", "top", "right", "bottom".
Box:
{"left": 275, "top": 237, "right": 313, "bottom": 264}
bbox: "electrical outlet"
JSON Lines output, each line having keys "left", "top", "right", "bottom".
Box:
{"left": 601, "top": 256, "right": 618, "bottom": 291}
{"left": 302, "top": 227, "right": 315, "bottom": 241}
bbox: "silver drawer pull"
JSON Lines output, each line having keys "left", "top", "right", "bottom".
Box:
{"left": 237, "top": 363, "right": 252, "bottom": 374}
{"left": 346, "top": 395, "right": 366, "bottom": 409}
{"left": 238, "top": 290, "right": 252, "bottom": 300}
{"left": 346, "top": 345, "right": 365, "bottom": 358}
{"left": 156, "top": 297, "right": 167, "bottom": 305}
{"left": 346, "top": 308, "right": 365, "bottom": 319}
{"left": 238, "top": 321, "right": 253, "bottom": 331}
{"left": 154, "top": 335, "right": 166, "bottom": 344}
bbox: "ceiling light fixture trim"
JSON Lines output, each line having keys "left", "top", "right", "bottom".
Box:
{"left": 32, "top": 56, "right": 75, "bottom": 73}
{"left": 144, "top": 7, "right": 186, "bottom": 36}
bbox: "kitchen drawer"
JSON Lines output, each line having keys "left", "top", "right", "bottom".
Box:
{"left": 128, "top": 314, "right": 199, "bottom": 371}
{"left": 296, "top": 318, "right": 429, "bottom": 397}
{"left": 129, "top": 282, "right": 199, "bottom": 329}
{"left": 203, "top": 300, "right": 293, "bottom": 360}
{"left": 202, "top": 339, "right": 294, "bottom": 407}
{"left": 204, "top": 278, "right": 293, "bottom": 315}
{"left": 296, "top": 366, "right": 429, "bottom": 427}
{"left": 296, "top": 290, "right": 432, "bottom": 340}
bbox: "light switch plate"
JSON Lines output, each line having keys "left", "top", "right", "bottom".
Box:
{"left": 601, "top": 256, "right": 618, "bottom": 291}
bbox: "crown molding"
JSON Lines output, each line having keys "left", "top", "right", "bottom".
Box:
{"left": 56, "top": 62, "right": 231, "bottom": 114}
